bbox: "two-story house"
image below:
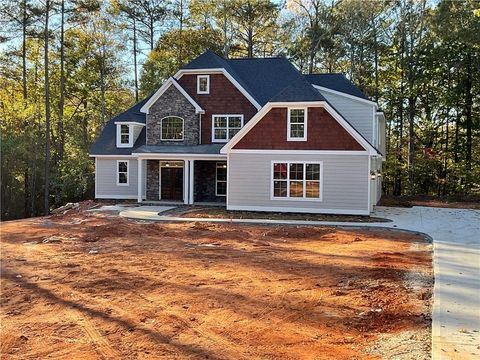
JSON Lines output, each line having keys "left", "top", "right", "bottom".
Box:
{"left": 90, "top": 50, "right": 385, "bottom": 215}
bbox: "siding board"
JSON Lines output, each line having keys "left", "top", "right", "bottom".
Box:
{"left": 228, "top": 153, "right": 369, "bottom": 214}
{"left": 96, "top": 158, "right": 146, "bottom": 198}
{"left": 319, "top": 90, "right": 374, "bottom": 143}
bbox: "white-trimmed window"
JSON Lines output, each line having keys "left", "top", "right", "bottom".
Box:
{"left": 272, "top": 162, "right": 322, "bottom": 200}
{"left": 117, "top": 160, "right": 129, "bottom": 186}
{"left": 161, "top": 116, "right": 184, "bottom": 141}
{"left": 197, "top": 75, "right": 210, "bottom": 94}
{"left": 216, "top": 162, "right": 227, "bottom": 196}
{"left": 117, "top": 124, "right": 132, "bottom": 147}
{"left": 287, "top": 108, "right": 307, "bottom": 141}
{"left": 212, "top": 114, "right": 243, "bottom": 142}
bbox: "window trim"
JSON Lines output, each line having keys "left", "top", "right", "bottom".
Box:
{"left": 197, "top": 75, "right": 210, "bottom": 94}
{"left": 287, "top": 107, "right": 308, "bottom": 141}
{"left": 270, "top": 161, "right": 323, "bottom": 201}
{"left": 215, "top": 162, "right": 227, "bottom": 197}
{"left": 116, "top": 160, "right": 129, "bottom": 186}
{"left": 160, "top": 116, "right": 184, "bottom": 141}
{"left": 211, "top": 114, "right": 244, "bottom": 143}
{"left": 116, "top": 124, "right": 133, "bottom": 147}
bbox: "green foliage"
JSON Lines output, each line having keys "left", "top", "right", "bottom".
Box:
{"left": 140, "top": 28, "right": 223, "bottom": 96}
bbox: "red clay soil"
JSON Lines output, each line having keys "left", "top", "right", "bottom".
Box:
{"left": 0, "top": 209, "right": 432, "bottom": 359}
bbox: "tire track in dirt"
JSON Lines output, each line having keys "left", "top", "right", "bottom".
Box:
{"left": 2, "top": 244, "right": 120, "bottom": 359}
{"left": 67, "top": 309, "right": 120, "bottom": 359}
{"left": 13, "top": 242, "right": 246, "bottom": 360}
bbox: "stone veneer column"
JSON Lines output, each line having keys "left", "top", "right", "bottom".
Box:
{"left": 146, "top": 160, "right": 159, "bottom": 200}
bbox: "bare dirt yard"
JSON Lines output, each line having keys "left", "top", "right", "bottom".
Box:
{"left": 1, "top": 205, "right": 433, "bottom": 359}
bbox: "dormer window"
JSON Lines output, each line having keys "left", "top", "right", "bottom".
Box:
{"left": 197, "top": 75, "right": 210, "bottom": 94}
{"left": 116, "top": 123, "right": 133, "bottom": 147}
{"left": 287, "top": 108, "right": 307, "bottom": 141}
{"left": 120, "top": 125, "right": 129, "bottom": 144}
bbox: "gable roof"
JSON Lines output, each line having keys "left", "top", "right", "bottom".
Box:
{"left": 181, "top": 50, "right": 323, "bottom": 105}
{"left": 90, "top": 96, "right": 151, "bottom": 156}
{"left": 221, "top": 101, "right": 379, "bottom": 156}
{"left": 304, "top": 73, "right": 369, "bottom": 100}
{"left": 269, "top": 77, "right": 325, "bottom": 103}
{"left": 140, "top": 77, "right": 204, "bottom": 114}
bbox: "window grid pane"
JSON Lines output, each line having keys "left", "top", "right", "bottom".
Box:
{"left": 289, "top": 181, "right": 304, "bottom": 197}
{"left": 289, "top": 109, "right": 305, "bottom": 138}
{"left": 162, "top": 117, "right": 183, "bottom": 140}
{"left": 199, "top": 77, "right": 208, "bottom": 92}
{"left": 274, "top": 163, "right": 287, "bottom": 180}
{"left": 289, "top": 163, "right": 304, "bottom": 180}
{"left": 120, "top": 125, "right": 129, "bottom": 144}
{"left": 306, "top": 164, "right": 320, "bottom": 180}
{"left": 273, "top": 162, "right": 320, "bottom": 199}
{"left": 118, "top": 161, "right": 128, "bottom": 184}
{"left": 306, "top": 181, "right": 320, "bottom": 198}
{"left": 216, "top": 162, "right": 227, "bottom": 195}
{"left": 216, "top": 181, "right": 227, "bottom": 195}
{"left": 213, "top": 115, "right": 242, "bottom": 141}
{"left": 274, "top": 180, "right": 287, "bottom": 197}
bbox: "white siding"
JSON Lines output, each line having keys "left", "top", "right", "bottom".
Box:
{"left": 319, "top": 90, "right": 375, "bottom": 143}
{"left": 228, "top": 153, "right": 370, "bottom": 215}
{"left": 95, "top": 158, "right": 146, "bottom": 199}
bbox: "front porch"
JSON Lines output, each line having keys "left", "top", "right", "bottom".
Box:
{"left": 136, "top": 157, "right": 227, "bottom": 205}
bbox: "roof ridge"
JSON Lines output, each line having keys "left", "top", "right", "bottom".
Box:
{"left": 306, "top": 72, "right": 345, "bottom": 76}
{"left": 227, "top": 56, "right": 287, "bottom": 61}
{"left": 268, "top": 76, "right": 325, "bottom": 102}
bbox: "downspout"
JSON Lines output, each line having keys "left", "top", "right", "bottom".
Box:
{"left": 199, "top": 113, "right": 202, "bottom": 144}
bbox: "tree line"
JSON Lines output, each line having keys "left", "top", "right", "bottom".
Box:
{"left": 1, "top": 0, "right": 479, "bottom": 220}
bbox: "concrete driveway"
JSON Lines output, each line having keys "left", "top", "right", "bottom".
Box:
{"left": 113, "top": 204, "right": 480, "bottom": 359}
{"left": 372, "top": 206, "right": 480, "bottom": 360}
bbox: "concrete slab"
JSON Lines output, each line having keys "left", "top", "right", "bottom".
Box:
{"left": 119, "top": 206, "right": 175, "bottom": 221}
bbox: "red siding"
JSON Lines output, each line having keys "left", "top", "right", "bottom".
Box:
{"left": 177, "top": 74, "right": 258, "bottom": 144}
{"left": 233, "top": 107, "right": 365, "bottom": 150}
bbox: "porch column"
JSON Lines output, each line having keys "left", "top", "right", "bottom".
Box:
{"left": 189, "top": 160, "right": 194, "bottom": 204}
{"left": 183, "top": 160, "right": 189, "bottom": 204}
{"left": 137, "top": 158, "right": 143, "bottom": 203}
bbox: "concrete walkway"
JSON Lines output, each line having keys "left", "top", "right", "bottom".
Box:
{"left": 115, "top": 205, "right": 480, "bottom": 359}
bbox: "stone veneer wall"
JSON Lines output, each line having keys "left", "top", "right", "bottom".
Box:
{"left": 146, "top": 160, "right": 159, "bottom": 200}
{"left": 194, "top": 161, "right": 226, "bottom": 203}
{"left": 146, "top": 85, "right": 199, "bottom": 146}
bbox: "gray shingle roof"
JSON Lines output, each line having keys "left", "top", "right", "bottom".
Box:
{"left": 89, "top": 96, "right": 151, "bottom": 155}
{"left": 134, "top": 143, "right": 224, "bottom": 155}
{"left": 182, "top": 50, "right": 324, "bottom": 105}
{"left": 304, "top": 73, "right": 369, "bottom": 100}
{"left": 269, "top": 77, "right": 325, "bottom": 102}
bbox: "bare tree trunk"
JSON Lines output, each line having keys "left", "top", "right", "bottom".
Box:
{"left": 58, "top": 0, "right": 65, "bottom": 162}
{"left": 133, "top": 17, "right": 138, "bottom": 102}
{"left": 178, "top": 0, "right": 184, "bottom": 66}
{"left": 100, "top": 46, "right": 106, "bottom": 125}
{"left": 464, "top": 51, "right": 473, "bottom": 191}
{"left": 247, "top": 27, "right": 253, "bottom": 57}
{"left": 22, "top": 0, "right": 27, "bottom": 103}
{"left": 223, "top": 2, "right": 229, "bottom": 58}
{"left": 443, "top": 115, "right": 449, "bottom": 195}
{"left": 30, "top": 57, "right": 40, "bottom": 216}
{"left": 374, "top": 28, "right": 379, "bottom": 102}
{"left": 149, "top": 16, "right": 154, "bottom": 51}
{"left": 408, "top": 94, "right": 415, "bottom": 194}
{"left": 44, "top": 0, "right": 51, "bottom": 215}
{"left": 394, "top": 31, "right": 405, "bottom": 196}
